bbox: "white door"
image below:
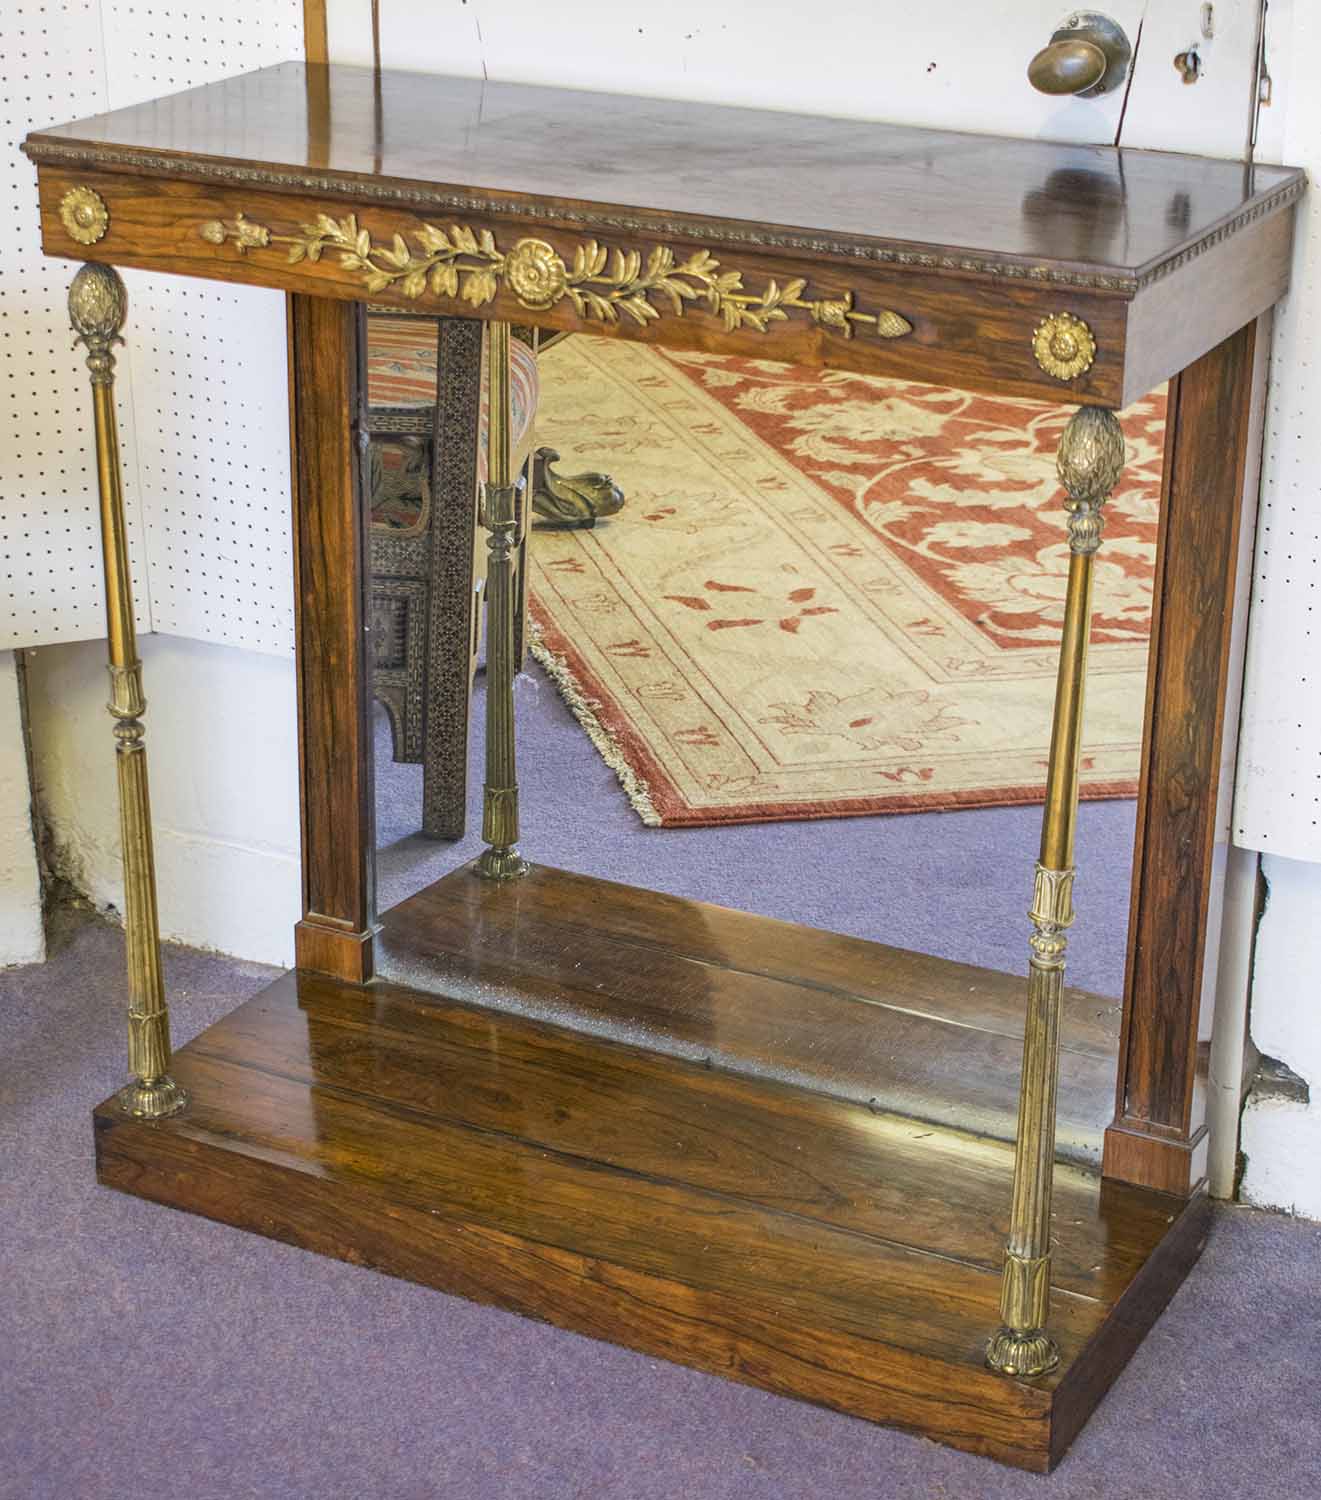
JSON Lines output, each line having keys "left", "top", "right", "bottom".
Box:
{"left": 322, "top": 2, "right": 1276, "bottom": 158}
{"left": 327, "top": 1, "right": 1154, "bottom": 146}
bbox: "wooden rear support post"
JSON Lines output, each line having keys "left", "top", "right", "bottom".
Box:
{"left": 289, "top": 293, "right": 377, "bottom": 981}
{"left": 1106, "top": 320, "right": 1266, "bottom": 1195}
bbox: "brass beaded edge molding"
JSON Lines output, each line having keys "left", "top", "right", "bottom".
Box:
{"left": 24, "top": 137, "right": 1306, "bottom": 292}
{"left": 59, "top": 184, "right": 109, "bottom": 245}
{"left": 1032, "top": 312, "right": 1097, "bottom": 381}
{"left": 196, "top": 211, "right": 914, "bottom": 339}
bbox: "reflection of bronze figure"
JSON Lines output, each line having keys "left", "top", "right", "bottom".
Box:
{"left": 532, "top": 447, "right": 626, "bottom": 528}
{"left": 1020, "top": 166, "right": 1126, "bottom": 265}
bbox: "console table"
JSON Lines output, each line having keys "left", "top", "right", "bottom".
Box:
{"left": 24, "top": 63, "right": 1303, "bottom": 1471}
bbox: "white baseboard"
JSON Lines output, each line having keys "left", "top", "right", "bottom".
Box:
{"left": 1238, "top": 853, "right": 1321, "bottom": 1221}
{"left": 0, "top": 651, "right": 44, "bottom": 967}
{"left": 1241, "top": 1100, "right": 1321, "bottom": 1221}
{"left": 25, "top": 633, "right": 300, "bottom": 967}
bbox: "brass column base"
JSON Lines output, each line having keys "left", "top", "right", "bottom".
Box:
{"left": 988, "top": 1245, "right": 1059, "bottom": 1375}
{"left": 476, "top": 846, "right": 530, "bottom": 881}
{"left": 117, "top": 1076, "right": 189, "bottom": 1120}
{"left": 986, "top": 1326, "right": 1060, "bottom": 1378}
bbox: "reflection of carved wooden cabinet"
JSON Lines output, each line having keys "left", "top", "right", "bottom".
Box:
{"left": 366, "top": 579, "right": 428, "bottom": 757}
{"left": 364, "top": 313, "right": 539, "bottom": 838}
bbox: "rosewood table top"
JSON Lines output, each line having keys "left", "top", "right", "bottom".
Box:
{"left": 24, "top": 62, "right": 1305, "bottom": 407}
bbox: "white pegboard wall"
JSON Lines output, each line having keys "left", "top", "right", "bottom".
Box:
{"left": 1, "top": 0, "right": 302, "bottom": 657}
{"left": 122, "top": 274, "right": 294, "bottom": 653}
{"left": 0, "top": 0, "right": 152, "bottom": 648}
{"left": 105, "top": 0, "right": 303, "bottom": 655}
{"left": 1232, "top": 0, "right": 1321, "bottom": 862}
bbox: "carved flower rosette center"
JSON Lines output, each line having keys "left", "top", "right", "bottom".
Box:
{"left": 1050, "top": 329, "right": 1080, "bottom": 362}
{"left": 1032, "top": 312, "right": 1097, "bottom": 382}
{"left": 60, "top": 186, "right": 110, "bottom": 246}
{"left": 503, "top": 238, "right": 568, "bottom": 309}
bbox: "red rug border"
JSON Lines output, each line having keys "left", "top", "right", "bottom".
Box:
{"left": 529, "top": 601, "right": 1139, "bottom": 828}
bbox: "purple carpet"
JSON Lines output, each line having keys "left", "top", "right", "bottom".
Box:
{"left": 5, "top": 662, "right": 1318, "bottom": 1498}
{"left": 375, "top": 667, "right": 1137, "bottom": 998}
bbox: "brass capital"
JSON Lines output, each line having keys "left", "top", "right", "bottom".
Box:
{"left": 1000, "top": 1249, "right": 1053, "bottom": 1329}
{"left": 480, "top": 481, "right": 518, "bottom": 533}
{"left": 107, "top": 662, "right": 146, "bottom": 719}
{"left": 1057, "top": 405, "right": 1125, "bottom": 555}
{"left": 69, "top": 263, "right": 127, "bottom": 384}
{"left": 1029, "top": 864, "right": 1075, "bottom": 929}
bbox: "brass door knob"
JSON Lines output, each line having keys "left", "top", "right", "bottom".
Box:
{"left": 1028, "top": 12, "right": 1133, "bottom": 98}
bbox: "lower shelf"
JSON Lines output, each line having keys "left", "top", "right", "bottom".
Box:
{"left": 377, "top": 862, "right": 1122, "bottom": 1165}
{"left": 96, "top": 864, "right": 1206, "bottom": 1471}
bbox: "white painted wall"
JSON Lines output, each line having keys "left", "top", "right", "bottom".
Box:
{"left": 1240, "top": 855, "right": 1321, "bottom": 1219}
{"left": 326, "top": 0, "right": 1146, "bottom": 144}
{"left": 1218, "top": 0, "right": 1321, "bottom": 1220}
{"left": 0, "top": 651, "right": 43, "bottom": 966}
{"left": 24, "top": 635, "right": 299, "bottom": 966}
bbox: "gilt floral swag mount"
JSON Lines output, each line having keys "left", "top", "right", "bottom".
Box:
{"left": 197, "top": 210, "right": 916, "bottom": 339}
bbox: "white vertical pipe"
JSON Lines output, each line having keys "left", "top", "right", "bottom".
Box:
{"left": 1207, "top": 843, "right": 1262, "bottom": 1198}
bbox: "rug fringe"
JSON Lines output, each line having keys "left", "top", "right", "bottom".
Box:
{"left": 529, "top": 629, "right": 663, "bottom": 828}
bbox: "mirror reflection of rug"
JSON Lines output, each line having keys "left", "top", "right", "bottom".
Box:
{"left": 530, "top": 338, "right": 1164, "bottom": 828}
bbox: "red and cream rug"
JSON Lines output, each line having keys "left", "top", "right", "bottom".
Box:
{"left": 530, "top": 339, "right": 1165, "bottom": 828}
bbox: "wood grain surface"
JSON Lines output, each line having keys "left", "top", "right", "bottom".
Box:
{"left": 25, "top": 63, "right": 1299, "bottom": 279}
{"left": 288, "top": 294, "right": 376, "bottom": 980}
{"left": 23, "top": 62, "right": 1303, "bottom": 402}
{"left": 94, "top": 962, "right": 1209, "bottom": 1471}
{"left": 377, "top": 862, "right": 1121, "bottom": 1166}
{"left": 33, "top": 166, "right": 1132, "bottom": 405}
{"left": 1106, "top": 321, "right": 1263, "bottom": 1193}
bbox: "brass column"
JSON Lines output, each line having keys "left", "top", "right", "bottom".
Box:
{"left": 987, "top": 405, "right": 1125, "bottom": 1376}
{"left": 69, "top": 263, "right": 186, "bottom": 1119}
{"left": 476, "top": 321, "right": 528, "bottom": 881}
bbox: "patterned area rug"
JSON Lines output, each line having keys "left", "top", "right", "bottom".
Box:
{"left": 530, "top": 338, "right": 1165, "bottom": 828}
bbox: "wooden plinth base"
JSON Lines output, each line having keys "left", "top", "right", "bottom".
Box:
{"left": 95, "top": 865, "right": 1208, "bottom": 1471}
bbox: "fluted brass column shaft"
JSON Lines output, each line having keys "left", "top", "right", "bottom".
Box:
{"left": 988, "top": 405, "right": 1125, "bottom": 1377}
{"left": 70, "top": 263, "right": 186, "bottom": 1120}
{"left": 476, "top": 321, "right": 528, "bottom": 881}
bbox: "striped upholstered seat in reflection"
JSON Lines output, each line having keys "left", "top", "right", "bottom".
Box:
{"left": 365, "top": 316, "right": 538, "bottom": 531}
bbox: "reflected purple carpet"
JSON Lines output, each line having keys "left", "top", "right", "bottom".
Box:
{"left": 375, "top": 665, "right": 1137, "bottom": 998}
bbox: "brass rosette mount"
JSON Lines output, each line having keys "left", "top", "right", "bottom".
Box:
{"left": 60, "top": 185, "right": 110, "bottom": 246}
{"left": 1032, "top": 312, "right": 1096, "bottom": 382}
